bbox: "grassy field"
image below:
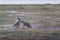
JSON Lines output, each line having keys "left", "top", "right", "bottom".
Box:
{"left": 0, "top": 29, "right": 60, "bottom": 40}
{"left": 0, "top": 4, "right": 60, "bottom": 28}
{"left": 0, "top": 4, "right": 60, "bottom": 40}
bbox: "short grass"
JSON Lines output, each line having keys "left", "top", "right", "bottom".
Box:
{"left": 0, "top": 29, "right": 60, "bottom": 40}
{"left": 0, "top": 4, "right": 60, "bottom": 40}
{"left": 0, "top": 13, "right": 60, "bottom": 28}
{"left": 0, "top": 4, "right": 60, "bottom": 28}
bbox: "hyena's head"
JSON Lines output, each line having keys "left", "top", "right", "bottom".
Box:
{"left": 17, "top": 17, "right": 24, "bottom": 22}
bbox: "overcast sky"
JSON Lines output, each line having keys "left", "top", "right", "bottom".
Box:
{"left": 0, "top": 0, "right": 60, "bottom": 4}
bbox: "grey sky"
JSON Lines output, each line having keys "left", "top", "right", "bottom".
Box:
{"left": 0, "top": 0, "right": 60, "bottom": 4}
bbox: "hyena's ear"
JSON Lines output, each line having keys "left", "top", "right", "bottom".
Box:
{"left": 17, "top": 17, "right": 20, "bottom": 20}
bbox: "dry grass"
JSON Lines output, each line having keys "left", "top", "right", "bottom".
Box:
{"left": 0, "top": 29, "right": 60, "bottom": 40}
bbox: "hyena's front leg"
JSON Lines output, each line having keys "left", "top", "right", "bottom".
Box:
{"left": 22, "top": 24, "right": 25, "bottom": 29}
